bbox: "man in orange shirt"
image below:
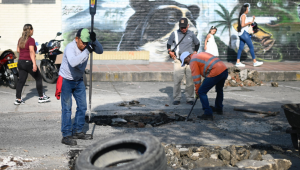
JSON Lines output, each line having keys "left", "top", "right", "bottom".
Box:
{"left": 180, "top": 51, "right": 228, "bottom": 120}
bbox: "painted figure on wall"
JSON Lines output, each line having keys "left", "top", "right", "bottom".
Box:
{"left": 117, "top": 0, "right": 200, "bottom": 62}
{"left": 230, "top": 0, "right": 300, "bottom": 61}
{"left": 61, "top": 0, "right": 300, "bottom": 62}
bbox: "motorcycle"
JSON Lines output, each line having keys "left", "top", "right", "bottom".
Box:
{"left": 39, "top": 32, "right": 88, "bottom": 86}
{"left": 39, "top": 32, "right": 64, "bottom": 83}
{"left": 0, "top": 36, "right": 19, "bottom": 89}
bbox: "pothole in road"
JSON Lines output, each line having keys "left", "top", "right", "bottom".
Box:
{"left": 89, "top": 113, "right": 187, "bottom": 128}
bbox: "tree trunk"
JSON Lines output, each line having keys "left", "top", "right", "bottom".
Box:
{"left": 228, "top": 28, "right": 231, "bottom": 48}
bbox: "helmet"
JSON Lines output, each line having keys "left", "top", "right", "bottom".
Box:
{"left": 47, "top": 40, "right": 61, "bottom": 54}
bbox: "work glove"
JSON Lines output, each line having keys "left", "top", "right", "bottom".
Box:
{"left": 87, "top": 44, "right": 95, "bottom": 53}
{"left": 89, "top": 31, "right": 96, "bottom": 42}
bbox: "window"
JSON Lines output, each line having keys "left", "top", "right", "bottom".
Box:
{"left": 2, "top": 0, "right": 55, "bottom": 4}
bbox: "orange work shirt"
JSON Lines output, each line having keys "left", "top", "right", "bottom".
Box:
{"left": 189, "top": 52, "right": 227, "bottom": 93}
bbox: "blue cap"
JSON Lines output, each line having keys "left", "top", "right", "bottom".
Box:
{"left": 180, "top": 51, "right": 191, "bottom": 67}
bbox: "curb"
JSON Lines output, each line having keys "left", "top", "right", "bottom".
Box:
{"left": 27, "top": 71, "right": 300, "bottom": 82}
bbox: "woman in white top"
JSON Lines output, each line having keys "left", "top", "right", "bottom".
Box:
{"left": 204, "top": 26, "right": 219, "bottom": 56}
{"left": 236, "top": 4, "right": 263, "bottom": 67}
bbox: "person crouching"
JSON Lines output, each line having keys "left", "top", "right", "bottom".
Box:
{"left": 180, "top": 52, "right": 228, "bottom": 120}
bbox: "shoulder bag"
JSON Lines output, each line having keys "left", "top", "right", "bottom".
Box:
{"left": 169, "top": 32, "right": 187, "bottom": 59}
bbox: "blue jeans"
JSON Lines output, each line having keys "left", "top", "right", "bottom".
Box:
{"left": 61, "top": 78, "right": 87, "bottom": 137}
{"left": 198, "top": 69, "right": 228, "bottom": 115}
{"left": 237, "top": 31, "right": 255, "bottom": 60}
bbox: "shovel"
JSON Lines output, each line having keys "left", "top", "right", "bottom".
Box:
{"left": 185, "top": 98, "right": 198, "bottom": 122}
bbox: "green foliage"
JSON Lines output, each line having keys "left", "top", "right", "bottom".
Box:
{"left": 210, "top": 3, "right": 239, "bottom": 46}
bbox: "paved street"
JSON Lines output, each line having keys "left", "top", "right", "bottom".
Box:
{"left": 0, "top": 80, "right": 300, "bottom": 169}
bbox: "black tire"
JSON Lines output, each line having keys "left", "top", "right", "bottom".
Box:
{"left": 291, "top": 127, "right": 299, "bottom": 149}
{"left": 5, "top": 67, "right": 18, "bottom": 89}
{"left": 75, "top": 134, "right": 167, "bottom": 170}
{"left": 40, "top": 60, "right": 58, "bottom": 84}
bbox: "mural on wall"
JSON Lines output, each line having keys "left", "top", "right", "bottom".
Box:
{"left": 61, "top": 0, "right": 300, "bottom": 62}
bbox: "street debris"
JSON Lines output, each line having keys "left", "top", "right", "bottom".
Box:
{"left": 67, "top": 143, "right": 296, "bottom": 170}
{"left": 225, "top": 67, "right": 262, "bottom": 87}
{"left": 271, "top": 82, "right": 278, "bottom": 87}
{"left": 90, "top": 113, "right": 188, "bottom": 128}
{"left": 118, "top": 100, "right": 145, "bottom": 107}
{"left": 0, "top": 156, "right": 35, "bottom": 170}
{"left": 162, "top": 143, "right": 292, "bottom": 170}
{"left": 234, "top": 107, "right": 280, "bottom": 117}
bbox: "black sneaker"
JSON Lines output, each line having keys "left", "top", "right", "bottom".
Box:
{"left": 197, "top": 114, "right": 214, "bottom": 120}
{"left": 173, "top": 101, "right": 180, "bottom": 105}
{"left": 14, "top": 99, "right": 25, "bottom": 105}
{"left": 210, "top": 106, "right": 223, "bottom": 115}
{"left": 62, "top": 136, "right": 77, "bottom": 146}
{"left": 73, "top": 132, "right": 91, "bottom": 140}
{"left": 187, "top": 101, "right": 194, "bottom": 105}
{"left": 38, "top": 95, "right": 50, "bottom": 103}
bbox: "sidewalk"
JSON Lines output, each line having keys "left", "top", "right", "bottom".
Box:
{"left": 85, "top": 61, "right": 300, "bottom": 82}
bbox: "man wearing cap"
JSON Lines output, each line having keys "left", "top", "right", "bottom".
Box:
{"left": 59, "top": 28, "right": 103, "bottom": 145}
{"left": 180, "top": 51, "right": 228, "bottom": 120}
{"left": 167, "top": 18, "right": 200, "bottom": 105}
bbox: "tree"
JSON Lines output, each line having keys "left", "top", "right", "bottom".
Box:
{"left": 210, "top": 3, "right": 239, "bottom": 47}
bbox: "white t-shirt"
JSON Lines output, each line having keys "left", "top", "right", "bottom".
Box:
{"left": 238, "top": 14, "right": 249, "bottom": 36}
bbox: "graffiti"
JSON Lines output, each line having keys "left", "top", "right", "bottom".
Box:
{"left": 61, "top": 0, "right": 300, "bottom": 62}
{"left": 62, "top": 5, "right": 84, "bottom": 15}
{"left": 210, "top": 3, "right": 239, "bottom": 47}
{"left": 117, "top": 0, "right": 200, "bottom": 62}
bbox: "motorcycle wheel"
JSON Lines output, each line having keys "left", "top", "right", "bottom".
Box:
{"left": 5, "top": 67, "right": 18, "bottom": 89}
{"left": 40, "top": 60, "right": 58, "bottom": 84}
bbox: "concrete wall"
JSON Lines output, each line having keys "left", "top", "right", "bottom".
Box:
{"left": 0, "top": 0, "right": 62, "bottom": 52}
{"left": 1, "top": 0, "right": 300, "bottom": 62}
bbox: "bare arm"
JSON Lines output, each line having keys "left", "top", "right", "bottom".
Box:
{"left": 29, "top": 45, "right": 37, "bottom": 72}
{"left": 204, "top": 34, "right": 211, "bottom": 51}
{"left": 241, "top": 15, "right": 253, "bottom": 27}
{"left": 17, "top": 45, "right": 20, "bottom": 53}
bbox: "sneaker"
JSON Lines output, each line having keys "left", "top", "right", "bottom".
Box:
{"left": 253, "top": 61, "right": 263, "bottom": 67}
{"left": 197, "top": 114, "right": 214, "bottom": 120}
{"left": 14, "top": 99, "right": 25, "bottom": 105}
{"left": 61, "top": 136, "right": 77, "bottom": 146}
{"left": 38, "top": 96, "right": 50, "bottom": 103}
{"left": 187, "top": 101, "right": 194, "bottom": 105}
{"left": 43, "top": 93, "right": 50, "bottom": 99}
{"left": 73, "top": 132, "right": 91, "bottom": 140}
{"left": 173, "top": 101, "right": 180, "bottom": 105}
{"left": 210, "top": 106, "right": 223, "bottom": 115}
{"left": 235, "top": 62, "right": 245, "bottom": 67}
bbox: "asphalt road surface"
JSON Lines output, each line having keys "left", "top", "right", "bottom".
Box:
{"left": 0, "top": 80, "right": 299, "bottom": 169}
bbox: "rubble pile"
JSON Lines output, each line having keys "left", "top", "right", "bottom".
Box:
{"left": 225, "top": 67, "right": 262, "bottom": 87}
{"left": 0, "top": 156, "right": 35, "bottom": 169}
{"left": 162, "top": 144, "right": 292, "bottom": 170}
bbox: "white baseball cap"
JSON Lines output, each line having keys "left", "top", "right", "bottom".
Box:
{"left": 180, "top": 51, "right": 191, "bottom": 67}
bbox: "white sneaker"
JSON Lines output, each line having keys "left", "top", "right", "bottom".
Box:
{"left": 253, "top": 61, "right": 263, "bottom": 67}
{"left": 43, "top": 93, "right": 50, "bottom": 99}
{"left": 38, "top": 95, "right": 50, "bottom": 103}
{"left": 235, "top": 62, "right": 245, "bottom": 67}
{"left": 14, "top": 99, "right": 25, "bottom": 105}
